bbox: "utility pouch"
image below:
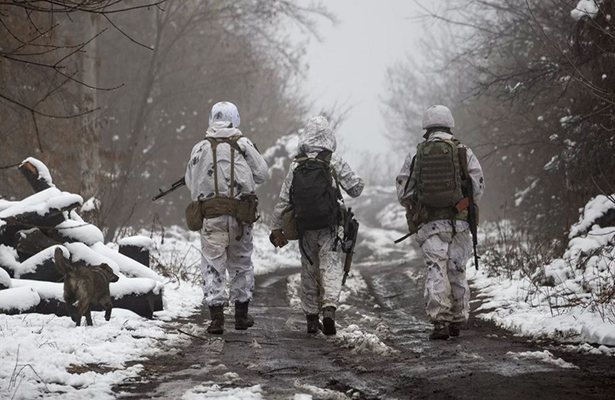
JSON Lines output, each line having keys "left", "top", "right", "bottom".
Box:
{"left": 405, "top": 203, "right": 427, "bottom": 234}
{"left": 281, "top": 208, "right": 299, "bottom": 240}
{"left": 202, "top": 197, "right": 239, "bottom": 219}
{"left": 185, "top": 201, "right": 204, "bottom": 231}
{"left": 236, "top": 195, "right": 259, "bottom": 224}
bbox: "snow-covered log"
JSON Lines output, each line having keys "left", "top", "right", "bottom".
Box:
{"left": 0, "top": 286, "right": 40, "bottom": 315}
{"left": 19, "top": 158, "right": 54, "bottom": 193}
{"left": 0, "top": 267, "right": 11, "bottom": 290}
{"left": 118, "top": 236, "right": 154, "bottom": 268}
{"left": 0, "top": 245, "right": 65, "bottom": 282}
{"left": 0, "top": 187, "right": 82, "bottom": 246}
{"left": 15, "top": 228, "right": 60, "bottom": 261}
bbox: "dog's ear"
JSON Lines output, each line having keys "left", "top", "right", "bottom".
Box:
{"left": 98, "top": 264, "right": 120, "bottom": 282}
{"left": 54, "top": 247, "right": 68, "bottom": 275}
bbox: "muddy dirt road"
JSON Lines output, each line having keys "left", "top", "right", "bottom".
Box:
{"left": 114, "top": 255, "right": 615, "bottom": 400}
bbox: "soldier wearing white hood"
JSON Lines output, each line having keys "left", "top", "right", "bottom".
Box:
{"left": 270, "top": 116, "right": 364, "bottom": 335}
{"left": 185, "top": 101, "right": 268, "bottom": 334}
{"left": 396, "top": 105, "right": 484, "bottom": 340}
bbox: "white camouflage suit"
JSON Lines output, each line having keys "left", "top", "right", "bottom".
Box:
{"left": 270, "top": 116, "right": 364, "bottom": 315}
{"left": 396, "top": 131, "right": 484, "bottom": 325}
{"left": 185, "top": 102, "right": 268, "bottom": 307}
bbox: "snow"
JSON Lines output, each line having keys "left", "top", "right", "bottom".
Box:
{"left": 81, "top": 197, "right": 101, "bottom": 213}
{"left": 0, "top": 286, "right": 40, "bottom": 312}
{"left": 56, "top": 219, "right": 104, "bottom": 245}
{"left": 335, "top": 324, "right": 398, "bottom": 356}
{"left": 21, "top": 157, "right": 54, "bottom": 187}
{"left": 117, "top": 235, "right": 155, "bottom": 250}
{"left": 472, "top": 193, "right": 615, "bottom": 347}
{"left": 91, "top": 242, "right": 163, "bottom": 282}
{"left": 506, "top": 350, "right": 578, "bottom": 369}
{"left": 0, "top": 244, "right": 20, "bottom": 272}
{"left": 0, "top": 267, "right": 11, "bottom": 288}
{"left": 571, "top": 0, "right": 600, "bottom": 20}
{"left": 568, "top": 194, "right": 615, "bottom": 237}
{"left": 64, "top": 242, "right": 120, "bottom": 276}
{"left": 0, "top": 187, "right": 82, "bottom": 219}
{"left": 10, "top": 245, "right": 64, "bottom": 278}
{"left": 182, "top": 384, "right": 263, "bottom": 400}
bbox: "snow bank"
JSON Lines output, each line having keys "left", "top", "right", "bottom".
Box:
{"left": 0, "top": 286, "right": 40, "bottom": 312}
{"left": 569, "top": 194, "right": 615, "bottom": 237}
{"left": 10, "top": 245, "right": 64, "bottom": 278}
{"left": 571, "top": 0, "right": 600, "bottom": 20}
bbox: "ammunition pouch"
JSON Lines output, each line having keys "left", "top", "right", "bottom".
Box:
{"left": 185, "top": 195, "right": 259, "bottom": 232}
{"left": 281, "top": 208, "right": 299, "bottom": 241}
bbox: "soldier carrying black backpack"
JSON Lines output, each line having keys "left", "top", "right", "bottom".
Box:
{"left": 396, "top": 105, "right": 485, "bottom": 340}
{"left": 269, "top": 116, "right": 364, "bottom": 335}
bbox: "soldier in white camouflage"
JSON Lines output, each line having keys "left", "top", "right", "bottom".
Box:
{"left": 396, "top": 105, "right": 484, "bottom": 340}
{"left": 269, "top": 116, "right": 364, "bottom": 335}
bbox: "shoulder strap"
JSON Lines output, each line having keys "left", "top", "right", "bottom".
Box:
{"left": 315, "top": 150, "right": 332, "bottom": 163}
{"left": 205, "top": 138, "right": 220, "bottom": 196}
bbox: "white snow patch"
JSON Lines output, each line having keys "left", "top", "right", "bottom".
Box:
{"left": 335, "top": 324, "right": 398, "bottom": 356}
{"left": 81, "top": 197, "right": 100, "bottom": 213}
{"left": 0, "top": 267, "right": 11, "bottom": 288}
{"left": 21, "top": 157, "right": 54, "bottom": 187}
{"left": 55, "top": 219, "right": 104, "bottom": 245}
{"left": 0, "top": 188, "right": 82, "bottom": 219}
{"left": 571, "top": 0, "right": 600, "bottom": 20}
{"left": 293, "top": 380, "right": 350, "bottom": 400}
{"left": 117, "top": 236, "right": 155, "bottom": 250}
{"left": 0, "top": 286, "right": 40, "bottom": 312}
{"left": 91, "top": 242, "right": 163, "bottom": 282}
{"left": 182, "top": 384, "right": 263, "bottom": 400}
{"left": 506, "top": 350, "right": 578, "bottom": 369}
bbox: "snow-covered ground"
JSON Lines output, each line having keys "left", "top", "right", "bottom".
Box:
{"left": 470, "top": 194, "right": 615, "bottom": 354}
{"left": 0, "top": 222, "right": 301, "bottom": 400}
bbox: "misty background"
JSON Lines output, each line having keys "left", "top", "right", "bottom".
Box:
{"left": 2, "top": 0, "right": 615, "bottom": 255}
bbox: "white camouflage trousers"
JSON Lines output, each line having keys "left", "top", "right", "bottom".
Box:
{"left": 417, "top": 227, "right": 472, "bottom": 325}
{"left": 200, "top": 215, "right": 254, "bottom": 307}
{"left": 300, "top": 228, "right": 343, "bottom": 316}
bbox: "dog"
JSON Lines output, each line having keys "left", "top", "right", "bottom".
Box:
{"left": 54, "top": 248, "right": 120, "bottom": 326}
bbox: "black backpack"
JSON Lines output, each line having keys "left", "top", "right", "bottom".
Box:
{"left": 290, "top": 150, "right": 340, "bottom": 231}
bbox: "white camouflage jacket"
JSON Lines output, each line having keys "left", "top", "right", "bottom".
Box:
{"left": 270, "top": 116, "right": 364, "bottom": 230}
{"left": 185, "top": 122, "right": 268, "bottom": 201}
{"left": 396, "top": 131, "right": 485, "bottom": 234}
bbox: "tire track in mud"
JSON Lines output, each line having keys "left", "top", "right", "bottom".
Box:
{"left": 115, "top": 261, "right": 615, "bottom": 399}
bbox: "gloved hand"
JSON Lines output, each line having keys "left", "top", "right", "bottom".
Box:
{"left": 269, "top": 229, "right": 288, "bottom": 248}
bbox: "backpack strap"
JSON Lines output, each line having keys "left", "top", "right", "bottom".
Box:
{"left": 205, "top": 136, "right": 247, "bottom": 198}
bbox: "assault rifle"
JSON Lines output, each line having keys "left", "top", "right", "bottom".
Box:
{"left": 152, "top": 177, "right": 185, "bottom": 201}
{"left": 341, "top": 207, "right": 360, "bottom": 286}
{"left": 459, "top": 148, "right": 480, "bottom": 270}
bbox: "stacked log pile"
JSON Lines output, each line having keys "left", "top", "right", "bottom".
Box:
{"left": 0, "top": 158, "right": 164, "bottom": 320}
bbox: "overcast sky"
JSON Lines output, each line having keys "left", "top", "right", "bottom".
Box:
{"left": 297, "top": 1, "right": 433, "bottom": 166}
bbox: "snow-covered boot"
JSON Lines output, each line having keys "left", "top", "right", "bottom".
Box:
{"left": 306, "top": 314, "right": 320, "bottom": 334}
{"left": 322, "top": 306, "right": 336, "bottom": 335}
{"left": 448, "top": 323, "right": 462, "bottom": 337}
{"left": 207, "top": 306, "right": 224, "bottom": 335}
{"left": 235, "top": 301, "right": 254, "bottom": 330}
{"left": 429, "top": 323, "right": 449, "bottom": 340}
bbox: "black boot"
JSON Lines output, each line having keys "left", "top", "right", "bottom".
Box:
{"left": 429, "top": 323, "right": 449, "bottom": 340}
{"left": 235, "top": 301, "right": 254, "bottom": 330}
{"left": 306, "top": 314, "right": 320, "bottom": 334}
{"left": 207, "top": 306, "right": 224, "bottom": 335}
{"left": 322, "top": 306, "right": 336, "bottom": 335}
{"left": 448, "top": 323, "right": 462, "bottom": 337}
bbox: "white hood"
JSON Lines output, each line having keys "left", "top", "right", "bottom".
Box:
{"left": 209, "top": 101, "right": 241, "bottom": 128}
{"left": 298, "top": 116, "right": 336, "bottom": 154}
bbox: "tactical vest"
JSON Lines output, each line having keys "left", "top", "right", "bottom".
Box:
{"left": 414, "top": 138, "right": 468, "bottom": 223}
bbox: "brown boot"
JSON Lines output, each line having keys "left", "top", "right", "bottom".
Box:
{"left": 429, "top": 323, "right": 449, "bottom": 340}
{"left": 306, "top": 314, "right": 320, "bottom": 334}
{"left": 235, "top": 301, "right": 254, "bottom": 330}
{"left": 207, "top": 306, "right": 224, "bottom": 335}
{"left": 322, "top": 306, "right": 336, "bottom": 336}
